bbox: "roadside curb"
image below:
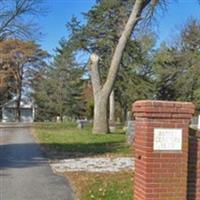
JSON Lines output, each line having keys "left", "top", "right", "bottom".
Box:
{"left": 0, "top": 123, "right": 35, "bottom": 128}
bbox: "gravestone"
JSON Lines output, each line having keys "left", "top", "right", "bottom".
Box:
{"left": 126, "top": 120, "right": 135, "bottom": 145}
{"left": 125, "top": 111, "right": 135, "bottom": 145}
{"left": 198, "top": 115, "right": 200, "bottom": 129}
{"left": 76, "top": 119, "right": 91, "bottom": 129}
{"left": 56, "top": 116, "right": 61, "bottom": 123}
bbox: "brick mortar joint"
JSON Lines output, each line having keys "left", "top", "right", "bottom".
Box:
{"left": 133, "top": 114, "right": 194, "bottom": 120}
{"left": 133, "top": 111, "right": 194, "bottom": 114}
{"left": 133, "top": 106, "right": 194, "bottom": 112}
{"left": 133, "top": 101, "right": 195, "bottom": 112}
{"left": 133, "top": 100, "right": 195, "bottom": 106}
{"left": 133, "top": 104, "right": 194, "bottom": 108}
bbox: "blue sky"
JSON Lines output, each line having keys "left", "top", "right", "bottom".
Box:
{"left": 39, "top": 0, "right": 200, "bottom": 55}
{"left": 39, "top": 0, "right": 95, "bottom": 55}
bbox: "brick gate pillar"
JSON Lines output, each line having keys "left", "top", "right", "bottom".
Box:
{"left": 132, "top": 100, "right": 195, "bottom": 200}
{"left": 188, "top": 128, "right": 200, "bottom": 200}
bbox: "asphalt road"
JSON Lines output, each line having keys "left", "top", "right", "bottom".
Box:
{"left": 0, "top": 127, "right": 75, "bottom": 200}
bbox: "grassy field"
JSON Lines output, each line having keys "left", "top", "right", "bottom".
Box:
{"left": 33, "top": 122, "right": 133, "bottom": 200}
{"left": 34, "top": 122, "right": 132, "bottom": 159}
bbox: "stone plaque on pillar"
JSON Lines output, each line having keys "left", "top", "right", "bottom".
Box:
{"left": 153, "top": 128, "right": 182, "bottom": 151}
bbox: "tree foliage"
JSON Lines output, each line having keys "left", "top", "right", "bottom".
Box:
{"left": 115, "top": 33, "right": 155, "bottom": 119}
{"left": 67, "top": 0, "right": 159, "bottom": 133}
{"left": 32, "top": 39, "right": 84, "bottom": 121}
{"left": 0, "top": 39, "right": 48, "bottom": 120}
{"left": 154, "top": 19, "right": 200, "bottom": 109}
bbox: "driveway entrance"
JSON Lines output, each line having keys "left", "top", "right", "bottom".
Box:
{"left": 0, "top": 127, "right": 74, "bottom": 200}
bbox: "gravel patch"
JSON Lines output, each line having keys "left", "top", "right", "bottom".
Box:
{"left": 51, "top": 157, "right": 134, "bottom": 173}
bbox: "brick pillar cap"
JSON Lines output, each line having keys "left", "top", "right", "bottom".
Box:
{"left": 133, "top": 100, "right": 195, "bottom": 119}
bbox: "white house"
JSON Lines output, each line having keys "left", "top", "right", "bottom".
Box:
{"left": 2, "top": 98, "right": 35, "bottom": 123}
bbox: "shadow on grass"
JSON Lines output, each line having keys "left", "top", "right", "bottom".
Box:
{"left": 0, "top": 141, "right": 129, "bottom": 169}
{"left": 40, "top": 141, "right": 128, "bottom": 159}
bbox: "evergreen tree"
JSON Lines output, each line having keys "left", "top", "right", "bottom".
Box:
{"left": 33, "top": 39, "right": 84, "bottom": 121}
{"left": 115, "top": 33, "right": 155, "bottom": 120}
{"left": 154, "top": 19, "right": 200, "bottom": 110}
{"left": 67, "top": 0, "right": 160, "bottom": 133}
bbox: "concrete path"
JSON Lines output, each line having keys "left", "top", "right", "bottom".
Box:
{"left": 0, "top": 127, "right": 74, "bottom": 200}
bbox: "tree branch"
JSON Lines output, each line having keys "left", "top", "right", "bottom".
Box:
{"left": 102, "top": 0, "right": 151, "bottom": 95}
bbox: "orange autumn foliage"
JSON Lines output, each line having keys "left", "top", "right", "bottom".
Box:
{"left": 0, "top": 39, "right": 47, "bottom": 90}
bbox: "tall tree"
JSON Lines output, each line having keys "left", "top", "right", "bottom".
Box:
{"left": 115, "top": 33, "right": 155, "bottom": 121}
{"left": 0, "top": 39, "right": 48, "bottom": 121}
{"left": 68, "top": 0, "right": 160, "bottom": 133}
{"left": 0, "top": 66, "right": 15, "bottom": 108}
{"left": 154, "top": 43, "right": 180, "bottom": 100}
{"left": 0, "top": 0, "right": 46, "bottom": 112}
{"left": 32, "top": 39, "right": 84, "bottom": 121}
{"left": 154, "top": 19, "right": 200, "bottom": 110}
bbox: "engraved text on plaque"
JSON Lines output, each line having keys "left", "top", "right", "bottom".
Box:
{"left": 153, "top": 128, "right": 182, "bottom": 151}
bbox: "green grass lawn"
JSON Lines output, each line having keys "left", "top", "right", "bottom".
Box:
{"left": 33, "top": 122, "right": 133, "bottom": 200}
{"left": 34, "top": 122, "right": 131, "bottom": 159}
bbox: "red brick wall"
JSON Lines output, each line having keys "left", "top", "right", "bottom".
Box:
{"left": 187, "top": 128, "right": 200, "bottom": 200}
{"left": 133, "top": 100, "right": 195, "bottom": 200}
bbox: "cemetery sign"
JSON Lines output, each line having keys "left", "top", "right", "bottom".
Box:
{"left": 153, "top": 128, "right": 182, "bottom": 151}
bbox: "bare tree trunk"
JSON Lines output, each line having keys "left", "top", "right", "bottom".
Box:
{"left": 16, "top": 85, "right": 21, "bottom": 122}
{"left": 109, "top": 90, "right": 116, "bottom": 132}
{"left": 89, "top": 54, "right": 108, "bottom": 133}
{"left": 60, "top": 114, "right": 63, "bottom": 122}
{"left": 90, "top": 0, "right": 155, "bottom": 134}
{"left": 109, "top": 90, "right": 115, "bottom": 123}
{"left": 16, "top": 65, "right": 23, "bottom": 122}
{"left": 93, "top": 93, "right": 109, "bottom": 133}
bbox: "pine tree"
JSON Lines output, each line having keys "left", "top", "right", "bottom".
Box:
{"left": 154, "top": 19, "right": 200, "bottom": 110}
{"left": 33, "top": 39, "right": 84, "bottom": 121}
